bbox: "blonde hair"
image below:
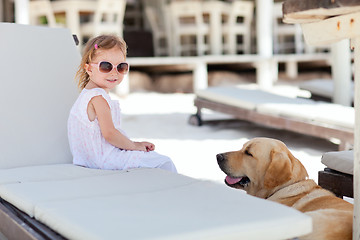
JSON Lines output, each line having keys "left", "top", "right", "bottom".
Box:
{"left": 76, "top": 35, "right": 127, "bottom": 90}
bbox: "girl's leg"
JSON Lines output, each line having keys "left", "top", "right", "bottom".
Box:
{"left": 158, "top": 159, "right": 177, "bottom": 173}
{"left": 108, "top": 149, "right": 178, "bottom": 172}
{"left": 145, "top": 152, "right": 177, "bottom": 173}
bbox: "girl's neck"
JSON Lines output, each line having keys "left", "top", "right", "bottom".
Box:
{"left": 85, "top": 82, "right": 109, "bottom": 93}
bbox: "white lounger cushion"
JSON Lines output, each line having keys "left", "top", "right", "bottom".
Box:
{"left": 196, "top": 85, "right": 311, "bottom": 111}
{"left": 257, "top": 100, "right": 318, "bottom": 121}
{"left": 258, "top": 102, "right": 354, "bottom": 129}
{"left": 0, "top": 23, "right": 80, "bottom": 169}
{"left": 0, "top": 166, "right": 311, "bottom": 240}
{"left": 35, "top": 180, "right": 307, "bottom": 240}
{"left": 321, "top": 150, "right": 354, "bottom": 175}
{"left": 0, "top": 164, "right": 115, "bottom": 185}
{"left": 313, "top": 103, "right": 354, "bottom": 129}
{"left": 0, "top": 166, "right": 195, "bottom": 217}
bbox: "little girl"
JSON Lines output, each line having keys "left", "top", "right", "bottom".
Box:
{"left": 68, "top": 35, "right": 177, "bottom": 172}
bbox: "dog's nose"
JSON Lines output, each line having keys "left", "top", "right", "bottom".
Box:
{"left": 216, "top": 154, "right": 225, "bottom": 163}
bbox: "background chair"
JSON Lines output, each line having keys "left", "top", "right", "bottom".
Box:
{"left": 168, "top": 1, "right": 209, "bottom": 56}
{"left": 29, "top": 0, "right": 58, "bottom": 27}
{"left": 272, "top": 2, "right": 304, "bottom": 54}
{"left": 222, "top": 0, "right": 254, "bottom": 55}
{"left": 144, "top": 6, "right": 169, "bottom": 56}
{"left": 80, "top": 0, "right": 126, "bottom": 42}
{"left": 123, "top": 0, "right": 142, "bottom": 31}
{"left": 272, "top": 2, "right": 330, "bottom": 54}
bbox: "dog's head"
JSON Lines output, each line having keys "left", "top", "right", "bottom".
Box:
{"left": 217, "top": 137, "right": 308, "bottom": 198}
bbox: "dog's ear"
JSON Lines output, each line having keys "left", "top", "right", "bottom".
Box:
{"left": 288, "top": 152, "right": 309, "bottom": 181}
{"left": 264, "top": 150, "right": 292, "bottom": 189}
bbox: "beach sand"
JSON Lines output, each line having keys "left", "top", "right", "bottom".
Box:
{"left": 111, "top": 87, "right": 338, "bottom": 185}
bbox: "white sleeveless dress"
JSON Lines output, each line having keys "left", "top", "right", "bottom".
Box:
{"left": 68, "top": 88, "right": 177, "bottom": 172}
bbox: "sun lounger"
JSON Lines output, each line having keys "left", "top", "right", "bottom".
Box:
{"left": 0, "top": 23, "right": 312, "bottom": 240}
{"left": 191, "top": 85, "right": 354, "bottom": 150}
{"left": 319, "top": 150, "right": 353, "bottom": 198}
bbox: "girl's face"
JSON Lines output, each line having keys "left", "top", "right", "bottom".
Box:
{"left": 84, "top": 47, "right": 127, "bottom": 93}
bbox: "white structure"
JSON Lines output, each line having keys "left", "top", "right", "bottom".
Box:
{"left": 331, "top": 40, "right": 353, "bottom": 106}
{"left": 14, "top": 0, "right": 29, "bottom": 24}
{"left": 256, "top": 0, "right": 274, "bottom": 89}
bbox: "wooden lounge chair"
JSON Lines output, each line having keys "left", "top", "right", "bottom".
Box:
{"left": 190, "top": 85, "right": 354, "bottom": 150}
{"left": 0, "top": 23, "right": 312, "bottom": 240}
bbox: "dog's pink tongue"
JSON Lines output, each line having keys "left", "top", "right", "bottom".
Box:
{"left": 226, "top": 176, "right": 242, "bottom": 185}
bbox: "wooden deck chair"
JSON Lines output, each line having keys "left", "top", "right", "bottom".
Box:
{"left": 222, "top": 0, "right": 254, "bottom": 55}
{"left": 168, "top": 1, "right": 210, "bottom": 56}
{"left": 29, "top": 0, "right": 58, "bottom": 27}
{"left": 80, "top": 0, "right": 126, "bottom": 41}
{"left": 144, "top": 6, "right": 169, "bottom": 56}
{"left": 123, "top": 0, "right": 142, "bottom": 30}
{"left": 273, "top": 2, "right": 304, "bottom": 54}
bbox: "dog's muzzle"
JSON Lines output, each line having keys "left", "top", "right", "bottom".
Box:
{"left": 217, "top": 153, "right": 250, "bottom": 189}
{"left": 216, "top": 153, "right": 226, "bottom": 164}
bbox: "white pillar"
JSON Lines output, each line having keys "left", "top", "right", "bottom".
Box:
{"left": 256, "top": 0, "right": 274, "bottom": 89}
{"left": 14, "top": 0, "right": 29, "bottom": 24}
{"left": 331, "top": 39, "right": 352, "bottom": 106}
{"left": 193, "top": 61, "right": 208, "bottom": 92}
{"left": 353, "top": 37, "right": 360, "bottom": 240}
{"left": 286, "top": 61, "right": 298, "bottom": 79}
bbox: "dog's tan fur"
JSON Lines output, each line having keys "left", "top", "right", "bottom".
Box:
{"left": 217, "top": 137, "right": 353, "bottom": 240}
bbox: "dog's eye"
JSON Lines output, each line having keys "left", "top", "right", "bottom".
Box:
{"left": 245, "top": 150, "right": 253, "bottom": 157}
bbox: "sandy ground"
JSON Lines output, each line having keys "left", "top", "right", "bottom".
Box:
{"left": 110, "top": 85, "right": 338, "bottom": 185}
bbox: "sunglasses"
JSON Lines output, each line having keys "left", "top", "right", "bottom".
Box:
{"left": 91, "top": 61, "right": 129, "bottom": 74}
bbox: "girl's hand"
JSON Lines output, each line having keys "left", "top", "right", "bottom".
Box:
{"left": 144, "top": 142, "right": 155, "bottom": 152}
{"left": 135, "top": 142, "right": 155, "bottom": 152}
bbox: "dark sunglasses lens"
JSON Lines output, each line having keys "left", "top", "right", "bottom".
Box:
{"left": 117, "top": 63, "right": 129, "bottom": 74}
{"left": 99, "top": 62, "right": 113, "bottom": 73}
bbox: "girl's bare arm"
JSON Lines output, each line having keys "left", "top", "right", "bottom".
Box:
{"left": 90, "top": 96, "right": 150, "bottom": 151}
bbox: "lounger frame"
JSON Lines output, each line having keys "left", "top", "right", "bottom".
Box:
{"left": 193, "top": 97, "right": 354, "bottom": 150}
{"left": 0, "top": 198, "right": 65, "bottom": 240}
{"left": 318, "top": 168, "right": 353, "bottom": 198}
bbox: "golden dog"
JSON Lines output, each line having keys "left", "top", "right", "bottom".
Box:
{"left": 217, "top": 137, "right": 353, "bottom": 240}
